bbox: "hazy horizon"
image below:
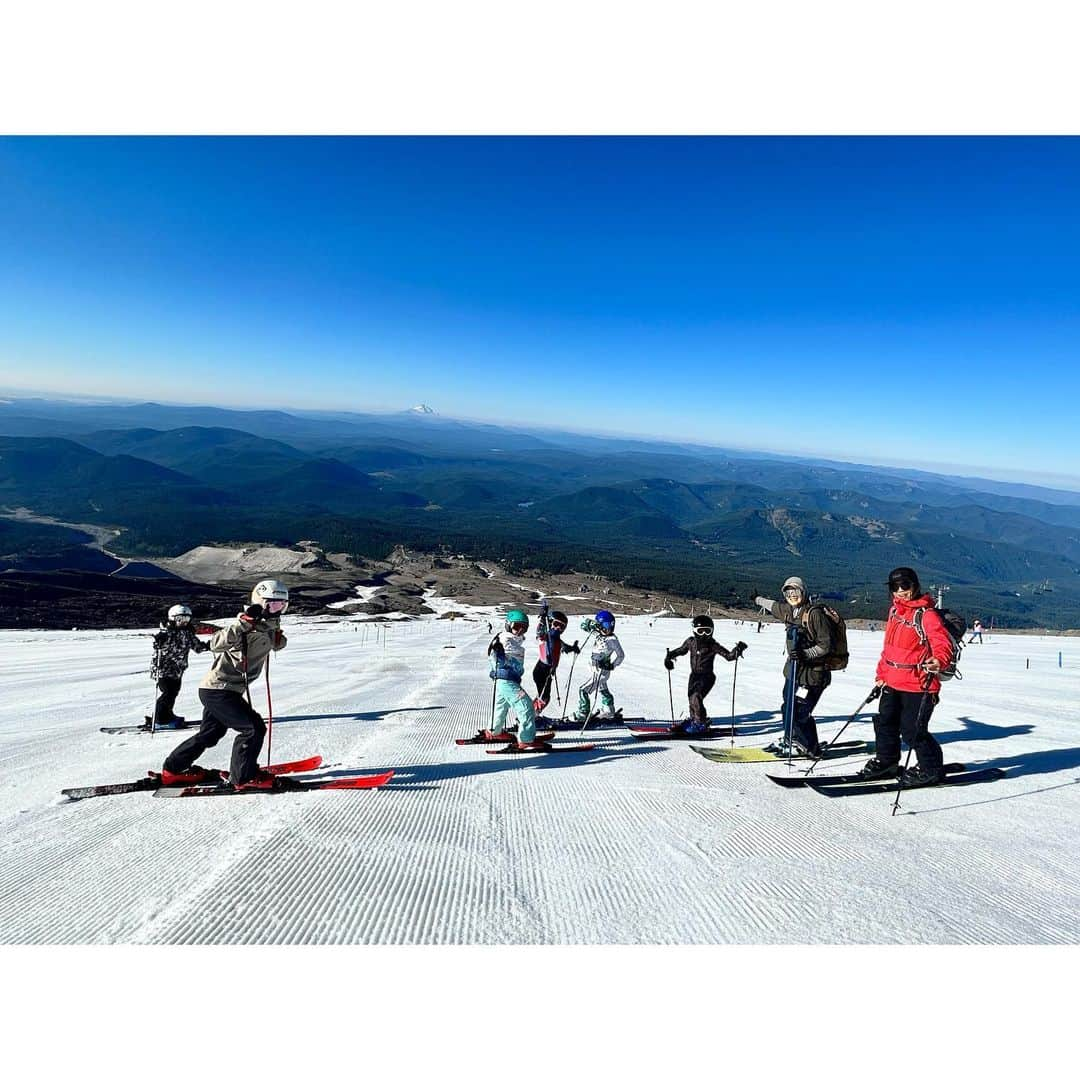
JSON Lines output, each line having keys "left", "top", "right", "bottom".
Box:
{"left": 4, "top": 382, "right": 1079, "bottom": 496}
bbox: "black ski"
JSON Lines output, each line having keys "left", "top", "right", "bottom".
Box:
{"left": 486, "top": 742, "right": 598, "bottom": 754}
{"left": 627, "top": 724, "right": 737, "bottom": 740}
{"left": 456, "top": 730, "right": 556, "bottom": 746}
{"left": 549, "top": 714, "right": 635, "bottom": 731}
{"left": 814, "top": 767, "right": 1006, "bottom": 797}
{"left": 100, "top": 717, "right": 195, "bottom": 734}
{"left": 767, "top": 761, "right": 966, "bottom": 788}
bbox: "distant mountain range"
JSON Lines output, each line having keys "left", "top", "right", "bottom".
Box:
{"left": 1, "top": 395, "right": 1078, "bottom": 628}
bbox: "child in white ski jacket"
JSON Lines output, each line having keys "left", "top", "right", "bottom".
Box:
{"left": 574, "top": 610, "right": 625, "bottom": 721}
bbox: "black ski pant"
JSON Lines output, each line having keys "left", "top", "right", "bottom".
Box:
{"left": 532, "top": 660, "right": 558, "bottom": 704}
{"left": 163, "top": 688, "right": 266, "bottom": 785}
{"left": 781, "top": 673, "right": 825, "bottom": 752}
{"left": 874, "top": 687, "right": 943, "bottom": 771}
{"left": 153, "top": 677, "right": 182, "bottom": 726}
{"left": 688, "top": 671, "right": 716, "bottom": 724}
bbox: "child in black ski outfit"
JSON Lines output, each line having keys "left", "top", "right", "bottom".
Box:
{"left": 664, "top": 616, "right": 746, "bottom": 735}
{"left": 532, "top": 607, "right": 580, "bottom": 718}
{"left": 150, "top": 604, "right": 210, "bottom": 729}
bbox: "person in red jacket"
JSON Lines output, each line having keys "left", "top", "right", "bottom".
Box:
{"left": 856, "top": 567, "right": 954, "bottom": 787}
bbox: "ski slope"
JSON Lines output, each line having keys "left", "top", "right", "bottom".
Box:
{"left": 0, "top": 613, "right": 1077, "bottom": 944}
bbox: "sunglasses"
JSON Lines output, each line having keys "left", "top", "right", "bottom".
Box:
{"left": 509, "top": 623, "right": 527, "bottom": 633}
{"left": 783, "top": 587, "right": 803, "bottom": 596}
{"left": 889, "top": 581, "right": 916, "bottom": 593}
{"left": 693, "top": 626, "right": 713, "bottom": 636}
{"left": 264, "top": 599, "right": 288, "bottom": 614}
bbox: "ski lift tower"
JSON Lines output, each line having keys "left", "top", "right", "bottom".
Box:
{"left": 931, "top": 583, "right": 950, "bottom": 608}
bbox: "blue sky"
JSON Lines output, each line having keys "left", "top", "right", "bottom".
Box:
{"left": 2, "top": 136, "right": 1079, "bottom": 485}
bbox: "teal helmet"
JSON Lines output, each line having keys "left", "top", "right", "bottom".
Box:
{"left": 505, "top": 609, "right": 529, "bottom": 631}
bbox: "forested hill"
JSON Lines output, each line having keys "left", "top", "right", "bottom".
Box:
{"left": 1, "top": 398, "right": 1078, "bottom": 628}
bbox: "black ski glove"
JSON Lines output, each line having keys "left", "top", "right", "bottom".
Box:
{"left": 239, "top": 604, "right": 264, "bottom": 630}
{"left": 733, "top": 641, "right": 748, "bottom": 657}
{"left": 568, "top": 639, "right": 581, "bottom": 654}
{"left": 663, "top": 655, "right": 674, "bottom": 671}
{"left": 488, "top": 638, "right": 505, "bottom": 659}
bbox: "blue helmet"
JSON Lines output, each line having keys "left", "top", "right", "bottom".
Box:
{"left": 595, "top": 610, "right": 615, "bottom": 633}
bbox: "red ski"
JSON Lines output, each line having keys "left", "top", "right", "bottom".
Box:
{"left": 61, "top": 755, "right": 323, "bottom": 801}
{"left": 154, "top": 770, "right": 394, "bottom": 797}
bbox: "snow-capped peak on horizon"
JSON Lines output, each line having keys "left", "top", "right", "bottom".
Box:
{"left": 407, "top": 403, "right": 437, "bottom": 415}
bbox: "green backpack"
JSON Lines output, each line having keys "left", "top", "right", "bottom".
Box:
{"left": 802, "top": 603, "right": 849, "bottom": 671}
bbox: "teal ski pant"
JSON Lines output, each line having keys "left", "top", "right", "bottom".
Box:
{"left": 493, "top": 678, "right": 536, "bottom": 743}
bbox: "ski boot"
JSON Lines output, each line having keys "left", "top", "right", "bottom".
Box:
{"left": 897, "top": 764, "right": 945, "bottom": 788}
{"left": 158, "top": 765, "right": 223, "bottom": 786}
{"left": 855, "top": 757, "right": 899, "bottom": 781}
{"left": 232, "top": 769, "right": 303, "bottom": 792}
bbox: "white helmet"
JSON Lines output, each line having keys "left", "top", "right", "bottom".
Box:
{"left": 251, "top": 579, "right": 289, "bottom": 615}
{"left": 168, "top": 604, "right": 193, "bottom": 622}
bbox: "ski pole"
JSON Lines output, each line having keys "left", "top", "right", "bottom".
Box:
{"left": 581, "top": 673, "right": 603, "bottom": 733}
{"left": 785, "top": 652, "right": 798, "bottom": 769}
{"left": 560, "top": 632, "right": 593, "bottom": 722}
{"left": 730, "top": 655, "right": 739, "bottom": 748}
{"left": 892, "top": 678, "right": 934, "bottom": 817}
{"left": 805, "top": 684, "right": 882, "bottom": 776}
{"left": 667, "top": 667, "right": 675, "bottom": 724}
{"left": 552, "top": 670, "right": 561, "bottom": 706}
{"left": 264, "top": 652, "right": 273, "bottom": 768}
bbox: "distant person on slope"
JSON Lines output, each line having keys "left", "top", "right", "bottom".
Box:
{"left": 856, "top": 567, "right": 953, "bottom": 788}
{"left": 159, "top": 580, "right": 290, "bottom": 791}
{"left": 574, "top": 610, "right": 625, "bottom": 723}
{"left": 967, "top": 619, "right": 984, "bottom": 644}
{"left": 149, "top": 604, "right": 209, "bottom": 729}
{"left": 664, "top": 616, "right": 746, "bottom": 735}
{"left": 755, "top": 576, "right": 836, "bottom": 756}
{"left": 482, "top": 609, "right": 544, "bottom": 748}
{"left": 532, "top": 607, "right": 580, "bottom": 720}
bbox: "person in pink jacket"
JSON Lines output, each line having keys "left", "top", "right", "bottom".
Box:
{"left": 856, "top": 567, "right": 955, "bottom": 787}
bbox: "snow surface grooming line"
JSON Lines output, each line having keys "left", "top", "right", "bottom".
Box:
{"left": 0, "top": 613, "right": 1077, "bottom": 944}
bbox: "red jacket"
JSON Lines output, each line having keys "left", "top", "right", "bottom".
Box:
{"left": 875, "top": 594, "right": 954, "bottom": 694}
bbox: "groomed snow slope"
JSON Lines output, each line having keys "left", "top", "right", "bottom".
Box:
{"left": 0, "top": 614, "right": 1077, "bottom": 944}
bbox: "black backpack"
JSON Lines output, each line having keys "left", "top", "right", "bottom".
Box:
{"left": 913, "top": 606, "right": 966, "bottom": 680}
{"left": 802, "top": 603, "right": 849, "bottom": 671}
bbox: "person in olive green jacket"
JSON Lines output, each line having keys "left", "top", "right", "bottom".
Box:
{"left": 160, "top": 579, "right": 289, "bottom": 791}
{"left": 755, "top": 576, "right": 837, "bottom": 756}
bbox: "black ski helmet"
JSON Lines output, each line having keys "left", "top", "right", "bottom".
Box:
{"left": 887, "top": 567, "right": 922, "bottom": 595}
{"left": 550, "top": 610, "right": 569, "bottom": 630}
{"left": 692, "top": 614, "right": 714, "bottom": 634}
